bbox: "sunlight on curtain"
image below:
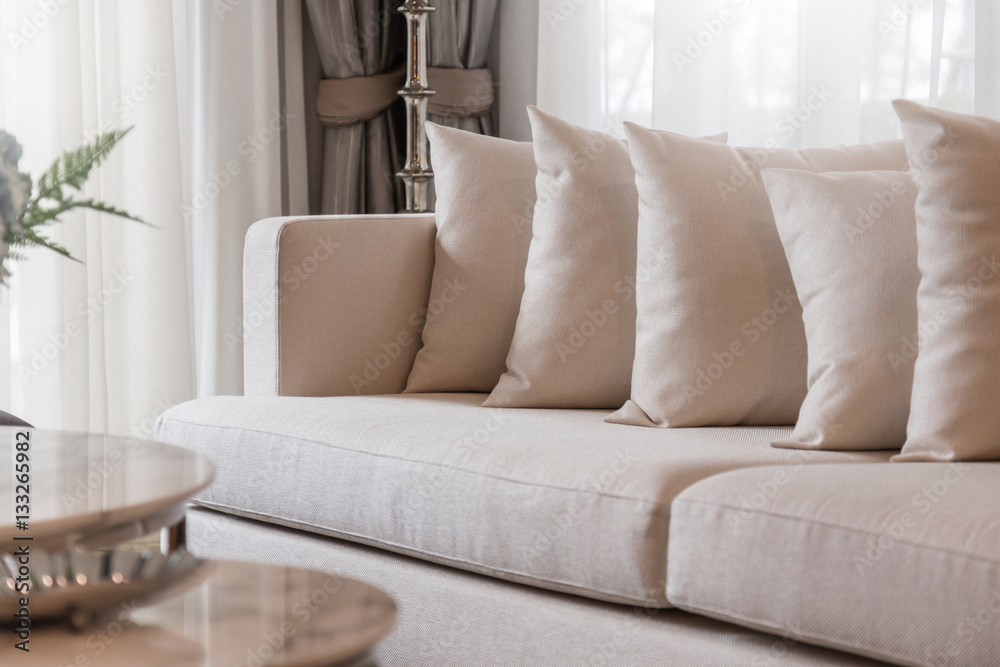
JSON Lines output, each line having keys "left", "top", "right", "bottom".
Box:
{"left": 0, "top": 0, "right": 196, "bottom": 434}
{"left": 540, "top": 0, "right": 991, "bottom": 146}
{"left": 0, "top": 0, "right": 300, "bottom": 432}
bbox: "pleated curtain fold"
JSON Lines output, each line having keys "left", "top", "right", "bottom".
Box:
{"left": 305, "top": 0, "right": 404, "bottom": 214}
{"left": 306, "top": 0, "right": 500, "bottom": 214}
{"left": 427, "top": 0, "right": 499, "bottom": 135}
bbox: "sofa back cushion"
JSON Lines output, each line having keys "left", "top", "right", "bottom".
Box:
{"left": 607, "top": 124, "right": 909, "bottom": 427}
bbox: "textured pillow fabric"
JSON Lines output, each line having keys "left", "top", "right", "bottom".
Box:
{"left": 892, "top": 100, "right": 1000, "bottom": 462}
{"left": 607, "top": 123, "right": 909, "bottom": 428}
{"left": 763, "top": 169, "right": 919, "bottom": 450}
{"left": 405, "top": 123, "right": 536, "bottom": 393}
{"left": 484, "top": 108, "right": 726, "bottom": 409}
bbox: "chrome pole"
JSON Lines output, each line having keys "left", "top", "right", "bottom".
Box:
{"left": 396, "top": 0, "right": 435, "bottom": 212}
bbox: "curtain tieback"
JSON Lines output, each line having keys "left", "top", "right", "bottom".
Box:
{"left": 316, "top": 64, "right": 406, "bottom": 127}
{"left": 426, "top": 67, "right": 494, "bottom": 118}
{"left": 316, "top": 65, "right": 495, "bottom": 126}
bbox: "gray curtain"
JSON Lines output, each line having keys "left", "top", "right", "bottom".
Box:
{"left": 428, "top": 0, "right": 499, "bottom": 135}
{"left": 305, "top": 0, "right": 403, "bottom": 214}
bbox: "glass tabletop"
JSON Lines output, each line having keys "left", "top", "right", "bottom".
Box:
{"left": 0, "top": 559, "right": 396, "bottom": 666}
{"left": 0, "top": 429, "right": 215, "bottom": 552}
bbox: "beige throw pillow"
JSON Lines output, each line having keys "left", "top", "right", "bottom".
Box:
{"left": 892, "top": 100, "right": 1000, "bottom": 462}
{"left": 484, "top": 108, "right": 726, "bottom": 409}
{"left": 763, "top": 169, "right": 919, "bottom": 450}
{"left": 607, "top": 123, "right": 909, "bottom": 427}
{"left": 405, "top": 123, "right": 536, "bottom": 393}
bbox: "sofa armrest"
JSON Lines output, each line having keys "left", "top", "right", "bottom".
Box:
{"left": 243, "top": 214, "right": 436, "bottom": 397}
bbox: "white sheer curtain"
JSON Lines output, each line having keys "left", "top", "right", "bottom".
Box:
{"left": 0, "top": 0, "right": 302, "bottom": 433}
{"left": 538, "top": 0, "right": 997, "bottom": 144}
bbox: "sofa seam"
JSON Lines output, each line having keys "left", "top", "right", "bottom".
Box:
{"left": 163, "top": 417, "right": 667, "bottom": 506}
{"left": 673, "top": 497, "right": 1000, "bottom": 565}
{"left": 194, "top": 499, "right": 667, "bottom": 608}
{"left": 272, "top": 220, "right": 292, "bottom": 397}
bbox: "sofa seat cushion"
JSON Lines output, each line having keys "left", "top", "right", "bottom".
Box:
{"left": 156, "top": 393, "right": 894, "bottom": 607}
{"left": 668, "top": 463, "right": 1000, "bottom": 665}
{"left": 186, "top": 506, "right": 888, "bottom": 667}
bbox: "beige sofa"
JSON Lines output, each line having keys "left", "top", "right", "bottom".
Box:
{"left": 156, "top": 214, "right": 1000, "bottom": 666}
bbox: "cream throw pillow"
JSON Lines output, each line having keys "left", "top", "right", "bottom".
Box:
{"left": 892, "top": 100, "right": 1000, "bottom": 462}
{"left": 763, "top": 169, "right": 919, "bottom": 450}
{"left": 483, "top": 108, "right": 726, "bottom": 409}
{"left": 607, "top": 123, "right": 909, "bottom": 427}
{"left": 405, "top": 123, "right": 536, "bottom": 393}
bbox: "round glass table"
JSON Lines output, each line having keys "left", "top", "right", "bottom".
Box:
{"left": 0, "top": 429, "right": 215, "bottom": 553}
{"left": 0, "top": 559, "right": 397, "bottom": 666}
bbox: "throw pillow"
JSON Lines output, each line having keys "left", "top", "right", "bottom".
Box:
{"left": 763, "top": 168, "right": 919, "bottom": 450}
{"left": 484, "top": 107, "right": 726, "bottom": 409}
{"left": 405, "top": 123, "right": 536, "bottom": 393}
{"left": 607, "top": 123, "right": 909, "bottom": 427}
{"left": 892, "top": 100, "right": 1000, "bottom": 462}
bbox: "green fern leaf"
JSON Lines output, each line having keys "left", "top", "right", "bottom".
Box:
{"left": 75, "top": 198, "right": 152, "bottom": 226}
{"left": 34, "top": 127, "right": 133, "bottom": 200}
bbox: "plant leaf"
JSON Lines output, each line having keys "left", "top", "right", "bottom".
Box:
{"left": 32, "top": 127, "right": 134, "bottom": 204}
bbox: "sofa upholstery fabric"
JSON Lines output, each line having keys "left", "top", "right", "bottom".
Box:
{"left": 243, "top": 214, "right": 436, "bottom": 397}
{"left": 186, "top": 506, "right": 887, "bottom": 667}
{"left": 669, "top": 463, "right": 1000, "bottom": 666}
{"left": 157, "top": 393, "right": 894, "bottom": 607}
